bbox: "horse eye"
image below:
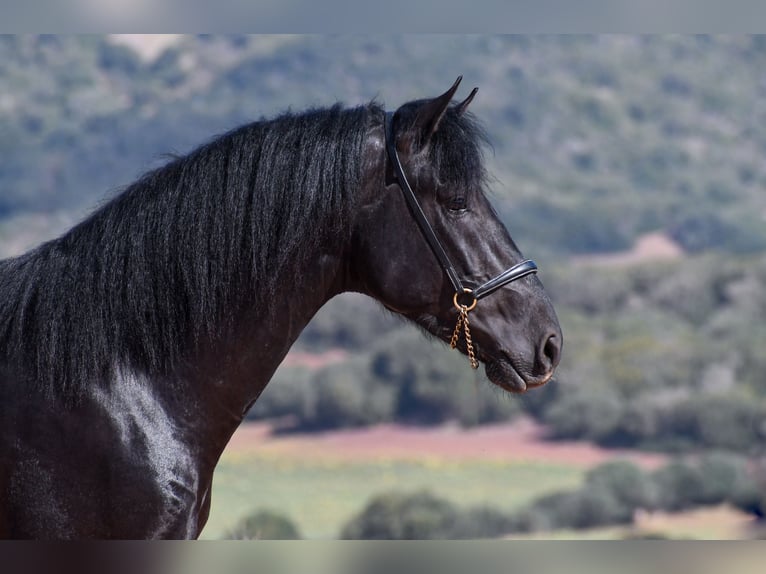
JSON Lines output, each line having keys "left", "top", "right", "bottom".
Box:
{"left": 447, "top": 196, "right": 468, "bottom": 212}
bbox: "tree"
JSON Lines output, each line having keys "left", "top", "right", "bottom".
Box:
{"left": 303, "top": 360, "right": 397, "bottom": 429}
{"left": 528, "top": 487, "right": 629, "bottom": 530}
{"left": 341, "top": 491, "right": 459, "bottom": 540}
{"left": 543, "top": 386, "right": 623, "bottom": 442}
{"left": 224, "top": 509, "right": 301, "bottom": 539}
{"left": 586, "top": 460, "right": 659, "bottom": 511}
{"left": 651, "top": 461, "right": 706, "bottom": 512}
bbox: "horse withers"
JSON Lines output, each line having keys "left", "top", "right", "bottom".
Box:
{"left": 0, "top": 77, "right": 561, "bottom": 538}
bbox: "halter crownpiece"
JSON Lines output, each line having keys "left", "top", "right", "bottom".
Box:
{"left": 384, "top": 111, "right": 539, "bottom": 368}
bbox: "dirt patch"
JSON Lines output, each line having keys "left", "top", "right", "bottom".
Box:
{"left": 281, "top": 349, "right": 348, "bottom": 370}
{"left": 227, "top": 417, "right": 667, "bottom": 470}
{"left": 632, "top": 504, "right": 755, "bottom": 540}
{"left": 573, "top": 231, "right": 684, "bottom": 268}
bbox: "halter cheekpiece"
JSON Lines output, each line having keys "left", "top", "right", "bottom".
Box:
{"left": 384, "top": 111, "right": 539, "bottom": 368}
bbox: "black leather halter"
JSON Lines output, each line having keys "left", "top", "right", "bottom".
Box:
{"left": 384, "top": 112, "right": 538, "bottom": 310}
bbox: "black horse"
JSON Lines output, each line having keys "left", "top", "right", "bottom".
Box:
{"left": 0, "top": 78, "right": 561, "bottom": 539}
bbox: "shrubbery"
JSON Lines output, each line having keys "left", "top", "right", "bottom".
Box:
{"left": 528, "top": 487, "right": 629, "bottom": 530}
{"left": 543, "top": 386, "right": 624, "bottom": 443}
{"left": 224, "top": 509, "right": 302, "bottom": 540}
{"left": 585, "top": 460, "right": 659, "bottom": 512}
{"left": 248, "top": 253, "right": 766, "bottom": 458}
{"left": 340, "top": 491, "right": 460, "bottom": 540}
{"left": 730, "top": 459, "right": 766, "bottom": 520}
{"left": 303, "top": 359, "right": 398, "bottom": 429}
{"left": 543, "top": 390, "right": 766, "bottom": 455}
{"left": 250, "top": 328, "right": 522, "bottom": 430}
{"left": 341, "top": 491, "right": 519, "bottom": 540}
{"left": 522, "top": 454, "right": 756, "bottom": 533}
{"left": 340, "top": 455, "right": 757, "bottom": 539}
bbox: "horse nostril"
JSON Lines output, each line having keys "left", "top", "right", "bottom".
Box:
{"left": 541, "top": 333, "right": 562, "bottom": 371}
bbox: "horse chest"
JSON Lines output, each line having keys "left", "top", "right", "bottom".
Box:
{"left": 89, "top": 370, "right": 204, "bottom": 538}
{"left": 0, "top": 369, "right": 205, "bottom": 539}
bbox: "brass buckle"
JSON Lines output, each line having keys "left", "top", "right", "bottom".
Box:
{"left": 453, "top": 288, "right": 477, "bottom": 312}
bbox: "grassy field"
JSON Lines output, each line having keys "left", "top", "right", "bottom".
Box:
{"left": 199, "top": 422, "right": 754, "bottom": 540}
{"left": 201, "top": 452, "right": 585, "bottom": 539}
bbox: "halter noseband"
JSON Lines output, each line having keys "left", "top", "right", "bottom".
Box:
{"left": 384, "top": 111, "right": 538, "bottom": 367}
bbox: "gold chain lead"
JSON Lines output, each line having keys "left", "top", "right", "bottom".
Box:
{"left": 450, "top": 305, "right": 478, "bottom": 369}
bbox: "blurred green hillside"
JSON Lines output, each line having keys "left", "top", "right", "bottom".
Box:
{"left": 2, "top": 35, "right": 766, "bottom": 455}
{"left": 3, "top": 35, "right": 766, "bottom": 257}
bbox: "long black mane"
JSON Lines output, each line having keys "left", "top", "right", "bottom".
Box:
{"left": 0, "top": 103, "right": 379, "bottom": 398}
{"left": 0, "top": 100, "right": 490, "bottom": 400}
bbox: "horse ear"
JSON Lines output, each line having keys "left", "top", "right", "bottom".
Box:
{"left": 456, "top": 87, "right": 478, "bottom": 115}
{"left": 410, "top": 76, "right": 463, "bottom": 146}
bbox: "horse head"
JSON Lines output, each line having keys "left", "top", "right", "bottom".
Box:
{"left": 351, "top": 77, "right": 562, "bottom": 393}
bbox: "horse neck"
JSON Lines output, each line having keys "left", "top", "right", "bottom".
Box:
{"left": 178, "top": 246, "right": 348, "bottom": 456}
{"left": 183, "top": 139, "right": 387, "bottom": 469}
{"left": 223, "top": 254, "right": 347, "bottom": 388}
